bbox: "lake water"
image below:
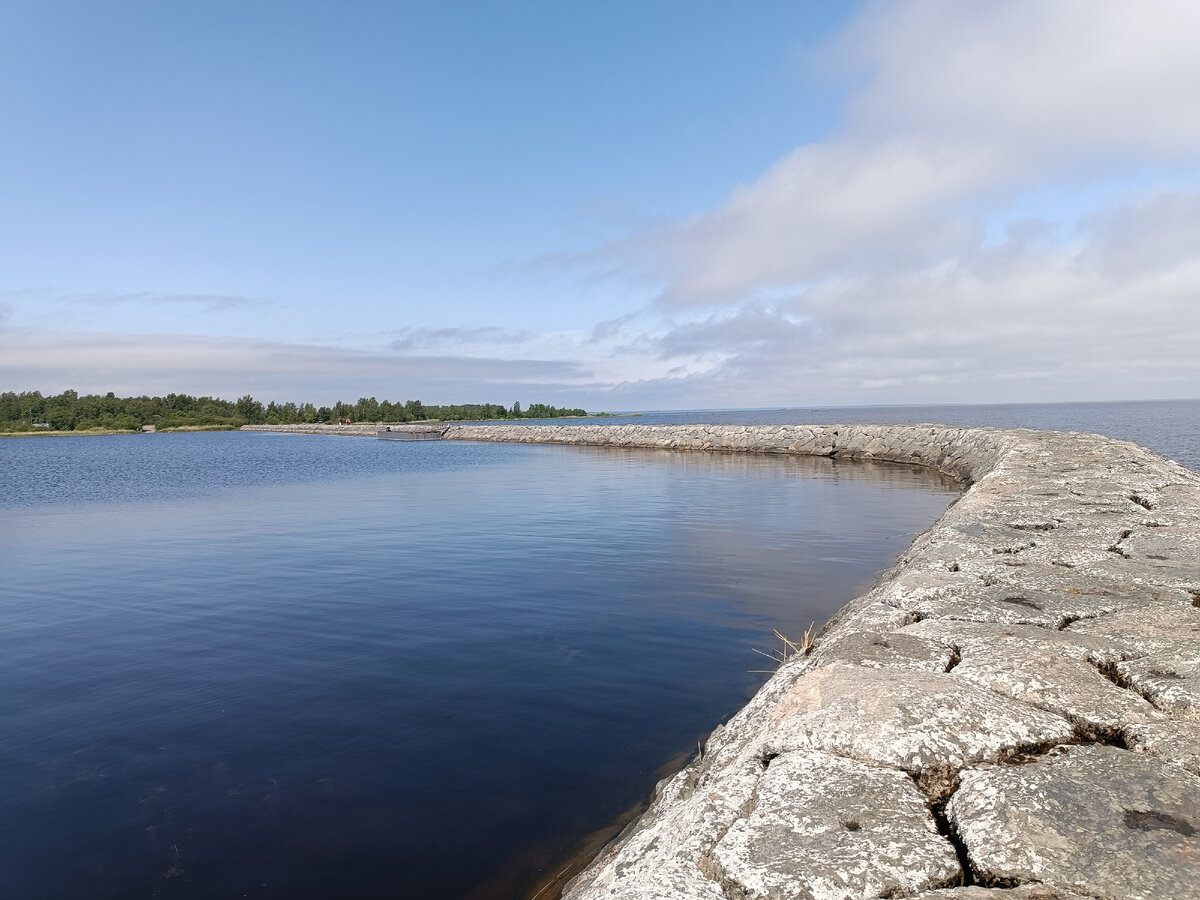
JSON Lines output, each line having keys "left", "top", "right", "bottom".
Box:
{"left": 1, "top": 399, "right": 1195, "bottom": 899}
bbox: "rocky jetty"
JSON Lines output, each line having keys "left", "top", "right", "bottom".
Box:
{"left": 241, "top": 422, "right": 448, "bottom": 437}
{"left": 443, "top": 424, "right": 1200, "bottom": 900}
{"left": 241, "top": 423, "right": 383, "bottom": 436}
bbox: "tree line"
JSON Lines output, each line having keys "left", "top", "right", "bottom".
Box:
{"left": 0, "top": 390, "right": 592, "bottom": 433}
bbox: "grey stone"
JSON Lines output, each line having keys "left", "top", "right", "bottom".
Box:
{"left": 1117, "top": 646, "right": 1200, "bottom": 718}
{"left": 709, "top": 750, "right": 959, "bottom": 899}
{"left": 1070, "top": 603, "right": 1200, "bottom": 658}
{"left": 762, "top": 664, "right": 1074, "bottom": 794}
{"left": 1123, "top": 717, "right": 1200, "bottom": 775}
{"left": 946, "top": 637, "right": 1161, "bottom": 733}
{"left": 913, "top": 887, "right": 1092, "bottom": 900}
{"left": 807, "top": 629, "right": 954, "bottom": 672}
{"left": 948, "top": 744, "right": 1200, "bottom": 900}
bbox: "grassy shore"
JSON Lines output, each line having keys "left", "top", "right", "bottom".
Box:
{"left": 0, "top": 424, "right": 240, "bottom": 438}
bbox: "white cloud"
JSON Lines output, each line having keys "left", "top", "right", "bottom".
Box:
{"left": 839, "top": 0, "right": 1200, "bottom": 158}
{"left": 0, "top": 330, "right": 594, "bottom": 403}
{"left": 621, "top": 187, "right": 1200, "bottom": 405}
{"left": 623, "top": 0, "right": 1200, "bottom": 310}
{"left": 564, "top": 0, "right": 1200, "bottom": 404}
{"left": 657, "top": 139, "right": 997, "bottom": 304}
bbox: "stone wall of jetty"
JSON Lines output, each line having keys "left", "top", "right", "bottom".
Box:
{"left": 443, "top": 423, "right": 1200, "bottom": 900}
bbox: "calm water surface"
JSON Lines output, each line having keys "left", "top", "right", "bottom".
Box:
{"left": 1, "top": 430, "right": 960, "bottom": 899}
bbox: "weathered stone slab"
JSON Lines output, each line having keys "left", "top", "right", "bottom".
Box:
{"left": 806, "top": 629, "right": 954, "bottom": 672}
{"left": 709, "top": 750, "right": 960, "bottom": 899}
{"left": 763, "top": 664, "right": 1074, "bottom": 794}
{"left": 1069, "top": 603, "right": 1200, "bottom": 658}
{"left": 1117, "top": 646, "right": 1200, "bottom": 719}
{"left": 948, "top": 744, "right": 1200, "bottom": 900}
{"left": 948, "top": 639, "right": 1161, "bottom": 733}
{"left": 913, "top": 887, "right": 1092, "bottom": 900}
{"left": 1123, "top": 717, "right": 1200, "bottom": 775}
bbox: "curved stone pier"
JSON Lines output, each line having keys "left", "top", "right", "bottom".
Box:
{"left": 241, "top": 423, "right": 384, "bottom": 436}
{"left": 442, "top": 424, "right": 1200, "bottom": 900}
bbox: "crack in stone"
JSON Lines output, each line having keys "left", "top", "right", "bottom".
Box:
{"left": 944, "top": 645, "right": 962, "bottom": 673}
{"left": 993, "top": 541, "right": 1036, "bottom": 555}
{"left": 1069, "top": 719, "right": 1129, "bottom": 749}
{"left": 993, "top": 738, "right": 1079, "bottom": 768}
{"left": 1106, "top": 530, "right": 1134, "bottom": 559}
{"left": 694, "top": 852, "right": 738, "bottom": 900}
{"left": 1086, "top": 655, "right": 1169, "bottom": 714}
{"left": 910, "top": 775, "right": 971, "bottom": 889}
{"left": 1058, "top": 610, "right": 1110, "bottom": 630}
{"left": 695, "top": 769, "right": 770, "bottom": 900}
{"left": 1129, "top": 494, "right": 1155, "bottom": 511}
{"left": 1089, "top": 655, "right": 1133, "bottom": 690}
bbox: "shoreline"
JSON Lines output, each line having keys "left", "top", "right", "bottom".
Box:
{"left": 438, "top": 424, "right": 1200, "bottom": 899}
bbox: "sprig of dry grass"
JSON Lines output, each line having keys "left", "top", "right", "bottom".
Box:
{"left": 750, "top": 623, "right": 816, "bottom": 672}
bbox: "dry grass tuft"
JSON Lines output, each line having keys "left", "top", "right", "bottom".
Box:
{"left": 750, "top": 623, "right": 816, "bottom": 671}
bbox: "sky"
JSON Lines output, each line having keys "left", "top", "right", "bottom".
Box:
{"left": 2, "top": 0, "right": 1199, "bottom": 411}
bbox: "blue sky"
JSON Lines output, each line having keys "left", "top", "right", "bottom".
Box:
{"left": 3, "top": 0, "right": 1199, "bottom": 410}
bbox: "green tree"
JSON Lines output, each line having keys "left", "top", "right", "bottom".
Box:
{"left": 236, "top": 395, "right": 266, "bottom": 424}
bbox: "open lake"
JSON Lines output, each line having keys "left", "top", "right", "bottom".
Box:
{"left": 1, "top": 399, "right": 1195, "bottom": 898}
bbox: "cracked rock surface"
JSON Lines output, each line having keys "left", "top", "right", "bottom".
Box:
{"left": 949, "top": 745, "right": 1199, "bottom": 900}
{"left": 709, "top": 751, "right": 959, "bottom": 899}
{"left": 442, "top": 424, "right": 1200, "bottom": 899}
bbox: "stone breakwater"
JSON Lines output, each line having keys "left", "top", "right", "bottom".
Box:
{"left": 240, "top": 423, "right": 441, "bottom": 437}
{"left": 443, "top": 424, "right": 1200, "bottom": 900}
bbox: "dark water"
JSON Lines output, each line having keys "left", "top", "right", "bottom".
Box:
{"left": 1, "top": 430, "right": 959, "bottom": 899}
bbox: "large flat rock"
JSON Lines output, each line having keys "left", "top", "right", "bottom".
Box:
{"left": 948, "top": 744, "right": 1200, "bottom": 900}
{"left": 762, "top": 665, "right": 1073, "bottom": 795}
{"left": 709, "top": 750, "right": 959, "bottom": 900}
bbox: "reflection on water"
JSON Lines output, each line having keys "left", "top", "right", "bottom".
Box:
{"left": 1, "top": 432, "right": 959, "bottom": 899}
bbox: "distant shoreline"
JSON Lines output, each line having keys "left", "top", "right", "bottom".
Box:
{"left": 0, "top": 425, "right": 240, "bottom": 438}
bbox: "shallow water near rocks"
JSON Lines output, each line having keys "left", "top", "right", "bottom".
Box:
{"left": 0, "top": 430, "right": 962, "bottom": 898}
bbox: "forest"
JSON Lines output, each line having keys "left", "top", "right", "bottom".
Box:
{"left": 0, "top": 390, "right": 592, "bottom": 433}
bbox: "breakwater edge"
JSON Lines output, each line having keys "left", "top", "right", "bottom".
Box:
{"left": 432, "top": 424, "right": 1198, "bottom": 900}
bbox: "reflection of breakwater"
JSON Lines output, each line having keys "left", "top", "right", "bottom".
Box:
{"left": 444, "top": 423, "right": 1200, "bottom": 900}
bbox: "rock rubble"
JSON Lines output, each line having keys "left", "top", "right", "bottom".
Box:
{"left": 442, "top": 424, "right": 1200, "bottom": 900}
